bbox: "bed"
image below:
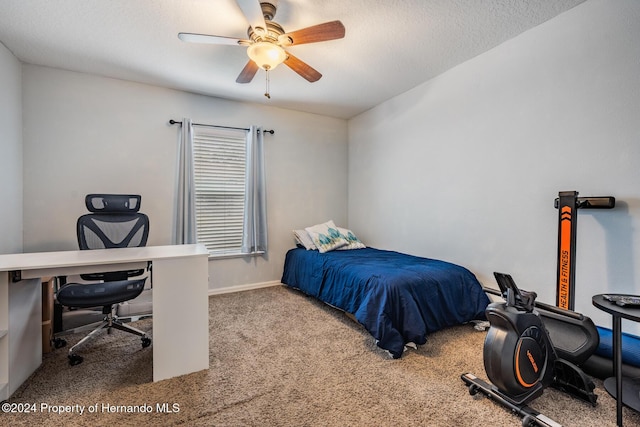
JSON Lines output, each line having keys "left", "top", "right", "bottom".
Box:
{"left": 281, "top": 246, "right": 490, "bottom": 358}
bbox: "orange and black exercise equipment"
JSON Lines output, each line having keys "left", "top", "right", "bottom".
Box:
{"left": 554, "top": 191, "right": 615, "bottom": 311}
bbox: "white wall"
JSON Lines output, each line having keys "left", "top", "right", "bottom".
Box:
{"left": 0, "top": 43, "right": 23, "bottom": 254}
{"left": 22, "top": 65, "right": 348, "bottom": 290}
{"left": 348, "top": 0, "right": 640, "bottom": 331}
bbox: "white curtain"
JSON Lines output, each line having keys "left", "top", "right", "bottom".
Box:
{"left": 174, "top": 118, "right": 197, "bottom": 244}
{"left": 241, "top": 126, "right": 268, "bottom": 254}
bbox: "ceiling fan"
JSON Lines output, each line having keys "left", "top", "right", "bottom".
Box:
{"left": 178, "top": 0, "right": 345, "bottom": 91}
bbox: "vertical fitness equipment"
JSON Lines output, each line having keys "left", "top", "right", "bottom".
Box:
{"left": 555, "top": 191, "right": 615, "bottom": 310}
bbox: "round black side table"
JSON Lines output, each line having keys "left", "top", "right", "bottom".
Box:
{"left": 593, "top": 294, "right": 640, "bottom": 426}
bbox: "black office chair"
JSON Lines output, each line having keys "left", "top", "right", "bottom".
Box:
{"left": 56, "top": 194, "right": 152, "bottom": 366}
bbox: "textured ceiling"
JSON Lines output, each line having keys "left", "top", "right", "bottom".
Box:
{"left": 0, "top": 0, "right": 586, "bottom": 119}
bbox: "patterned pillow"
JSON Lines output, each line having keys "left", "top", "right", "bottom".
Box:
{"left": 336, "top": 227, "right": 366, "bottom": 250}
{"left": 305, "top": 220, "right": 348, "bottom": 253}
{"left": 293, "top": 229, "right": 317, "bottom": 250}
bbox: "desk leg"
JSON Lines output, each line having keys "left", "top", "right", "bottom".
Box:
{"left": 151, "top": 256, "right": 209, "bottom": 382}
{"left": 5, "top": 277, "right": 41, "bottom": 399}
{"left": 613, "top": 315, "right": 623, "bottom": 426}
{"left": 0, "top": 272, "right": 8, "bottom": 400}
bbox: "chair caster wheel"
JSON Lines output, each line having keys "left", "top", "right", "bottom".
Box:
{"left": 54, "top": 338, "right": 67, "bottom": 349}
{"left": 141, "top": 337, "right": 151, "bottom": 348}
{"left": 68, "top": 354, "right": 83, "bottom": 366}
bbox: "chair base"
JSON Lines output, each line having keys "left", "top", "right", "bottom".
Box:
{"left": 67, "top": 312, "right": 151, "bottom": 366}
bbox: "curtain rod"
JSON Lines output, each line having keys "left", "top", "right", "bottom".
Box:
{"left": 169, "top": 119, "right": 274, "bottom": 135}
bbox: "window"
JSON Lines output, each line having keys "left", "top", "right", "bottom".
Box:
{"left": 192, "top": 126, "right": 248, "bottom": 255}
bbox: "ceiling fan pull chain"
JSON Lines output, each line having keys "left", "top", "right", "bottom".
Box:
{"left": 264, "top": 69, "right": 271, "bottom": 99}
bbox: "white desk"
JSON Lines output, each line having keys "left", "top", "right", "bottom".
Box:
{"left": 0, "top": 244, "right": 210, "bottom": 400}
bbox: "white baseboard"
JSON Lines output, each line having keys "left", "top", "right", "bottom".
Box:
{"left": 208, "top": 280, "right": 282, "bottom": 296}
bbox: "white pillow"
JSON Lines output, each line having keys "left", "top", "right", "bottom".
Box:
{"left": 305, "top": 220, "right": 348, "bottom": 253}
{"left": 293, "top": 229, "right": 317, "bottom": 250}
{"left": 336, "top": 227, "right": 366, "bottom": 250}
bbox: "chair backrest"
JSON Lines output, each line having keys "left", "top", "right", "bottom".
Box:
{"left": 77, "top": 194, "right": 149, "bottom": 282}
{"left": 77, "top": 194, "right": 149, "bottom": 250}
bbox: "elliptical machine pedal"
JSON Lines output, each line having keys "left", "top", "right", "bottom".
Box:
{"left": 462, "top": 275, "right": 596, "bottom": 426}
{"left": 552, "top": 359, "right": 597, "bottom": 406}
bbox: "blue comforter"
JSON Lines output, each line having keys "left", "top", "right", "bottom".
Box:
{"left": 281, "top": 247, "right": 490, "bottom": 358}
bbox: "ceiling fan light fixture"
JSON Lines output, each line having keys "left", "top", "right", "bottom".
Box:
{"left": 247, "top": 41, "right": 286, "bottom": 70}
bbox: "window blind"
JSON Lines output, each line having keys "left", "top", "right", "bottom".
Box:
{"left": 192, "top": 126, "right": 247, "bottom": 254}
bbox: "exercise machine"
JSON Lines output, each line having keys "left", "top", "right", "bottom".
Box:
{"left": 461, "top": 191, "right": 616, "bottom": 425}
{"left": 552, "top": 191, "right": 637, "bottom": 379}
{"left": 554, "top": 191, "right": 615, "bottom": 311}
{"left": 462, "top": 273, "right": 597, "bottom": 427}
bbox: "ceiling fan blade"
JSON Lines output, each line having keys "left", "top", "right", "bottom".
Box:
{"left": 236, "top": 0, "right": 268, "bottom": 35}
{"left": 284, "top": 52, "right": 322, "bottom": 82}
{"left": 236, "top": 60, "right": 260, "bottom": 83}
{"left": 178, "top": 32, "right": 248, "bottom": 46}
{"left": 279, "top": 20, "right": 345, "bottom": 46}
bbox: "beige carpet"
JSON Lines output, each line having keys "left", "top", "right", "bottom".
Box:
{"left": 4, "top": 285, "right": 640, "bottom": 426}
